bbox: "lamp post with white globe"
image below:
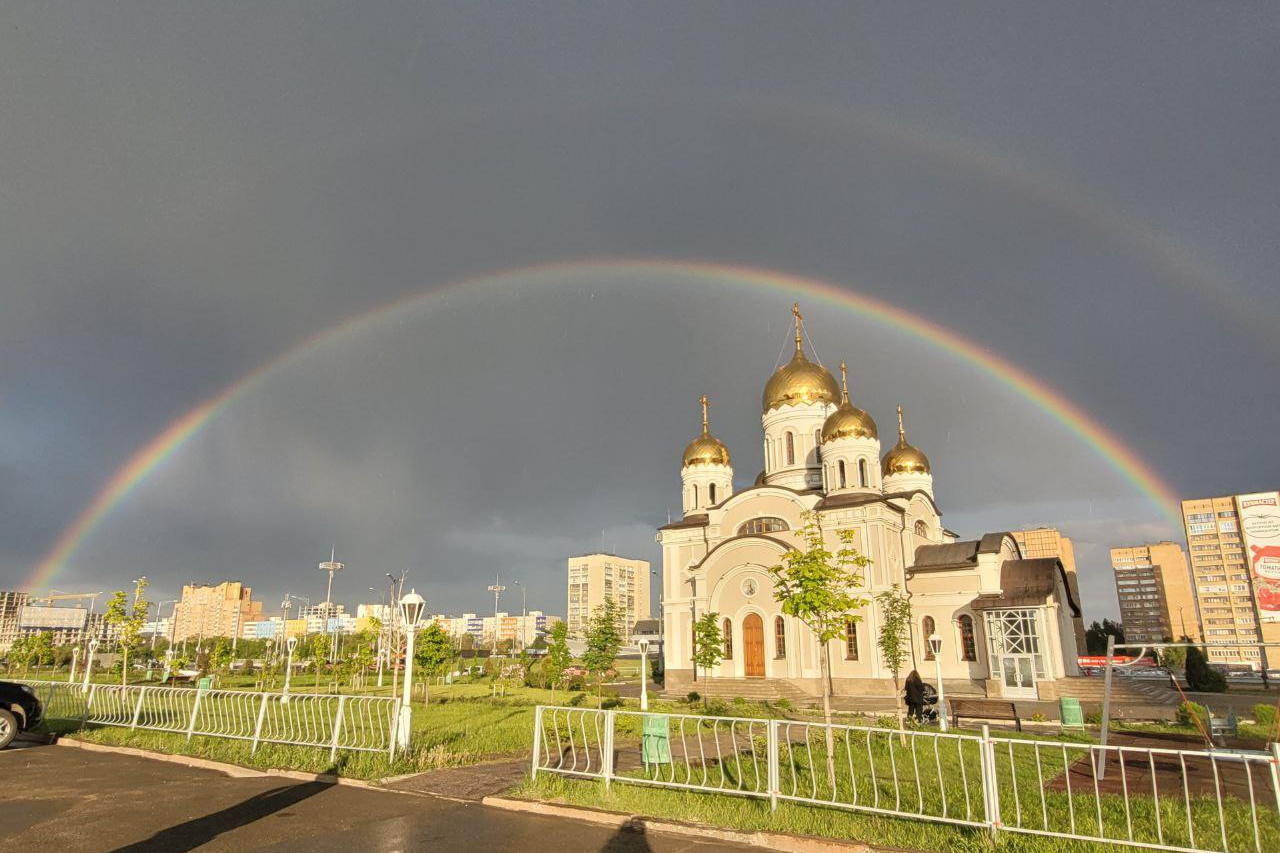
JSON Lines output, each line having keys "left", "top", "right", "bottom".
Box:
{"left": 928, "top": 633, "right": 947, "bottom": 731}
{"left": 397, "top": 589, "right": 426, "bottom": 751}
{"left": 639, "top": 638, "right": 651, "bottom": 711}
{"left": 83, "top": 638, "right": 99, "bottom": 689}
{"left": 282, "top": 636, "right": 298, "bottom": 703}
{"left": 69, "top": 646, "right": 79, "bottom": 684}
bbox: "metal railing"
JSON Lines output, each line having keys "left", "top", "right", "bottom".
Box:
{"left": 18, "top": 680, "right": 398, "bottom": 760}
{"left": 531, "top": 705, "right": 1280, "bottom": 853}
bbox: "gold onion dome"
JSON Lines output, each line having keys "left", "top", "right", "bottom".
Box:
{"left": 822, "top": 361, "right": 878, "bottom": 443}
{"left": 882, "top": 405, "right": 931, "bottom": 475}
{"left": 683, "top": 394, "right": 731, "bottom": 468}
{"left": 762, "top": 304, "right": 839, "bottom": 413}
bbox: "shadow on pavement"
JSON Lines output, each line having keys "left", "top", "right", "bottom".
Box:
{"left": 599, "top": 824, "right": 654, "bottom": 853}
{"left": 106, "top": 780, "right": 333, "bottom": 853}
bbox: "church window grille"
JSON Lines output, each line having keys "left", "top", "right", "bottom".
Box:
{"left": 958, "top": 614, "right": 977, "bottom": 661}
{"left": 722, "top": 618, "right": 733, "bottom": 659}
{"left": 785, "top": 432, "right": 795, "bottom": 465}
{"left": 775, "top": 616, "right": 786, "bottom": 658}
{"left": 845, "top": 619, "right": 859, "bottom": 660}
{"left": 914, "top": 520, "right": 928, "bottom": 537}
{"left": 737, "top": 517, "right": 789, "bottom": 536}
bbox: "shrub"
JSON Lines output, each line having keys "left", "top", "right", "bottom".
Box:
{"left": 1029, "top": 712, "right": 1046, "bottom": 723}
{"left": 774, "top": 698, "right": 791, "bottom": 711}
{"left": 1185, "top": 646, "right": 1227, "bottom": 693}
{"left": 875, "top": 715, "right": 896, "bottom": 729}
{"left": 704, "top": 699, "right": 730, "bottom": 716}
{"left": 1251, "top": 703, "right": 1276, "bottom": 727}
{"left": 685, "top": 691, "right": 701, "bottom": 703}
{"left": 1084, "top": 711, "right": 1103, "bottom": 725}
{"left": 732, "top": 696, "right": 746, "bottom": 705}
{"left": 1177, "top": 701, "right": 1210, "bottom": 730}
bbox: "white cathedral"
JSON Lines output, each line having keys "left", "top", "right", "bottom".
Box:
{"left": 658, "top": 305, "right": 1081, "bottom": 701}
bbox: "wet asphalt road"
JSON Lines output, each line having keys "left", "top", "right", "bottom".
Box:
{"left": 0, "top": 740, "right": 752, "bottom": 853}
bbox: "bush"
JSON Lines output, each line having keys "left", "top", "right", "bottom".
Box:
{"left": 1177, "top": 701, "right": 1210, "bottom": 730}
{"left": 704, "top": 699, "right": 730, "bottom": 716}
{"left": 732, "top": 696, "right": 746, "bottom": 705}
{"left": 875, "top": 715, "right": 896, "bottom": 729}
{"left": 774, "top": 698, "right": 791, "bottom": 711}
{"left": 1252, "top": 703, "right": 1276, "bottom": 727}
{"left": 1029, "top": 712, "right": 1046, "bottom": 723}
{"left": 685, "top": 691, "right": 701, "bottom": 703}
{"left": 1084, "top": 711, "right": 1103, "bottom": 725}
{"left": 1185, "top": 645, "right": 1227, "bottom": 693}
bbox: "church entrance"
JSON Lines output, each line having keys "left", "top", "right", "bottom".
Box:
{"left": 743, "top": 613, "right": 765, "bottom": 677}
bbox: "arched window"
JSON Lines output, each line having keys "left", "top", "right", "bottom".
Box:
{"left": 838, "top": 460, "right": 847, "bottom": 488}
{"left": 774, "top": 616, "right": 786, "bottom": 658}
{"left": 691, "top": 484, "right": 699, "bottom": 507}
{"left": 922, "top": 616, "right": 937, "bottom": 660}
{"left": 845, "top": 618, "right": 859, "bottom": 660}
{"left": 709, "top": 483, "right": 717, "bottom": 505}
{"left": 785, "top": 432, "right": 795, "bottom": 465}
{"left": 858, "top": 458, "right": 868, "bottom": 488}
{"left": 722, "top": 618, "right": 733, "bottom": 659}
{"left": 737, "top": 517, "right": 789, "bottom": 536}
{"left": 814, "top": 429, "right": 822, "bottom": 454}
{"left": 914, "top": 519, "right": 929, "bottom": 537}
{"left": 958, "top": 614, "right": 977, "bottom": 661}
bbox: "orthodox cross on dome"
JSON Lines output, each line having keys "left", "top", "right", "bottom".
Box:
{"left": 897, "top": 404, "right": 906, "bottom": 440}
{"left": 792, "top": 302, "right": 804, "bottom": 352}
{"left": 840, "top": 361, "right": 850, "bottom": 403}
{"left": 700, "top": 393, "right": 710, "bottom": 434}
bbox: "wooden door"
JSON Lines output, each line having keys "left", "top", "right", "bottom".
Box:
{"left": 743, "top": 613, "right": 765, "bottom": 678}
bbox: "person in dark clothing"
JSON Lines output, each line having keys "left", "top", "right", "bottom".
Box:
{"left": 904, "top": 670, "right": 927, "bottom": 721}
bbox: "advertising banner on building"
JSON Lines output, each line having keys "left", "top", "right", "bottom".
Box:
{"left": 1236, "top": 491, "right": 1280, "bottom": 624}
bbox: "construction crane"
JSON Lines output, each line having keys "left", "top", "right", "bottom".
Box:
{"left": 33, "top": 591, "right": 103, "bottom": 612}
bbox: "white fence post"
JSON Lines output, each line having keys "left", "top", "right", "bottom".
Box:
{"left": 329, "top": 696, "right": 347, "bottom": 763}
{"left": 602, "top": 709, "right": 615, "bottom": 791}
{"left": 767, "top": 719, "right": 780, "bottom": 811}
{"left": 979, "top": 724, "right": 1001, "bottom": 836}
{"left": 251, "top": 692, "right": 269, "bottom": 754}
{"left": 185, "top": 686, "right": 204, "bottom": 742}
{"left": 129, "top": 686, "right": 147, "bottom": 730}
{"left": 1270, "top": 741, "right": 1280, "bottom": 815}
{"left": 530, "top": 706, "right": 544, "bottom": 779}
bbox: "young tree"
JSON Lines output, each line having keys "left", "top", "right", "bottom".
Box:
{"left": 1185, "top": 644, "right": 1227, "bottom": 692}
{"left": 875, "top": 584, "right": 913, "bottom": 731}
{"left": 208, "top": 638, "right": 235, "bottom": 679}
{"left": 104, "top": 577, "right": 150, "bottom": 686}
{"left": 29, "top": 631, "right": 54, "bottom": 673}
{"left": 413, "top": 622, "right": 454, "bottom": 704}
{"left": 769, "top": 511, "right": 870, "bottom": 783}
{"left": 691, "top": 612, "right": 725, "bottom": 682}
{"left": 7, "top": 635, "right": 32, "bottom": 674}
{"left": 583, "top": 599, "right": 624, "bottom": 708}
{"left": 543, "top": 621, "right": 572, "bottom": 700}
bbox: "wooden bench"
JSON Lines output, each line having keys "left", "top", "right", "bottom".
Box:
{"left": 949, "top": 698, "right": 1022, "bottom": 732}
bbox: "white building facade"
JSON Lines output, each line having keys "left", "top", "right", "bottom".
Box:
{"left": 658, "top": 305, "right": 1081, "bottom": 701}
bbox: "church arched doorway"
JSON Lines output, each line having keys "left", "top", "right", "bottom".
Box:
{"left": 743, "top": 613, "right": 765, "bottom": 678}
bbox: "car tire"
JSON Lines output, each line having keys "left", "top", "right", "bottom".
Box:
{"left": 0, "top": 708, "right": 17, "bottom": 750}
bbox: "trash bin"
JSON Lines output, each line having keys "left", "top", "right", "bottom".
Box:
{"left": 1059, "top": 697, "right": 1084, "bottom": 730}
{"left": 641, "top": 714, "right": 671, "bottom": 768}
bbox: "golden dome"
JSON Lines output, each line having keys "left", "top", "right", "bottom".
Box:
{"left": 762, "top": 304, "right": 839, "bottom": 413}
{"left": 683, "top": 394, "right": 731, "bottom": 468}
{"left": 882, "top": 405, "right": 931, "bottom": 476}
{"left": 822, "top": 361, "right": 878, "bottom": 442}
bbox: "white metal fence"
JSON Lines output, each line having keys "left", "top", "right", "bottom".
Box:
{"left": 19, "top": 680, "right": 398, "bottom": 760}
{"left": 532, "top": 706, "right": 1280, "bottom": 853}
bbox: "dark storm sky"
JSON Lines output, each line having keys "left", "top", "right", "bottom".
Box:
{"left": 2, "top": 3, "right": 1277, "bottom": 622}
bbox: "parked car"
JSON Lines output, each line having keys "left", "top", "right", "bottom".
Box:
{"left": 0, "top": 680, "right": 44, "bottom": 749}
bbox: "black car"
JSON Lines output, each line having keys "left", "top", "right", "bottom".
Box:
{"left": 0, "top": 681, "right": 44, "bottom": 749}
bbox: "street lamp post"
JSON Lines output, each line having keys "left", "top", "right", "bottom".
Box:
{"left": 928, "top": 633, "right": 947, "bottom": 732}
{"left": 69, "top": 646, "right": 79, "bottom": 684}
{"left": 397, "top": 590, "right": 426, "bottom": 751}
{"left": 639, "top": 638, "right": 651, "bottom": 711}
{"left": 512, "top": 580, "right": 528, "bottom": 651}
{"left": 282, "top": 636, "right": 298, "bottom": 703}
{"left": 83, "top": 638, "right": 99, "bottom": 689}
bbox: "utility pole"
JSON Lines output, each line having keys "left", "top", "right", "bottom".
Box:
{"left": 487, "top": 574, "right": 506, "bottom": 654}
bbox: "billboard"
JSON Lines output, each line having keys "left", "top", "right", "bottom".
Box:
{"left": 1236, "top": 491, "right": 1280, "bottom": 624}
{"left": 18, "top": 605, "right": 89, "bottom": 631}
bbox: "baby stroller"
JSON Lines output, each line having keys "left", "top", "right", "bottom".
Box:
{"left": 919, "top": 683, "right": 940, "bottom": 724}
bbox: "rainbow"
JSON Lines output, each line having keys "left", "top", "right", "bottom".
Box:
{"left": 24, "top": 259, "right": 1184, "bottom": 591}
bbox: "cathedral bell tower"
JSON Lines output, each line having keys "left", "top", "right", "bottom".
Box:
{"left": 681, "top": 394, "right": 733, "bottom": 515}
{"left": 760, "top": 304, "right": 837, "bottom": 491}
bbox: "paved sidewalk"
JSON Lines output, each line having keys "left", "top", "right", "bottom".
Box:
{"left": 0, "top": 740, "right": 755, "bottom": 853}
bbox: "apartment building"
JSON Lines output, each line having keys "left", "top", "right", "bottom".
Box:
{"left": 0, "top": 590, "right": 30, "bottom": 651}
{"left": 567, "top": 553, "right": 651, "bottom": 638}
{"left": 1011, "top": 527, "right": 1088, "bottom": 652}
{"left": 1182, "top": 493, "right": 1280, "bottom": 670}
{"left": 1110, "top": 542, "right": 1199, "bottom": 644}
{"left": 172, "top": 582, "right": 264, "bottom": 642}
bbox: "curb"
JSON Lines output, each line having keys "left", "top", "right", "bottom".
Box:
{"left": 481, "top": 796, "right": 878, "bottom": 853}
{"left": 52, "top": 737, "right": 405, "bottom": 793}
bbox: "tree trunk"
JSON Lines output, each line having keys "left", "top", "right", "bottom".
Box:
{"left": 121, "top": 647, "right": 129, "bottom": 687}
{"left": 820, "top": 642, "right": 837, "bottom": 791}
{"left": 893, "top": 675, "right": 906, "bottom": 743}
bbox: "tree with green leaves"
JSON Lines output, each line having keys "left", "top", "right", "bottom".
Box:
{"left": 875, "top": 584, "right": 913, "bottom": 731}
{"left": 208, "top": 638, "right": 235, "bottom": 678}
{"left": 691, "top": 612, "right": 724, "bottom": 682}
{"left": 413, "top": 622, "right": 454, "bottom": 704}
{"left": 1185, "top": 644, "right": 1227, "bottom": 692}
{"left": 1085, "top": 619, "right": 1126, "bottom": 655}
{"left": 583, "top": 599, "right": 624, "bottom": 708}
{"left": 6, "top": 635, "right": 32, "bottom": 674}
{"left": 543, "top": 620, "right": 572, "bottom": 699}
{"left": 103, "top": 577, "right": 149, "bottom": 686}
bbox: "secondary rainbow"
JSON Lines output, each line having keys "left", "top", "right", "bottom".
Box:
{"left": 25, "top": 259, "right": 1184, "bottom": 591}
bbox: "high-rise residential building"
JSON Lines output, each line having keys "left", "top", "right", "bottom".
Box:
{"left": 1110, "top": 542, "right": 1199, "bottom": 644}
{"left": 567, "top": 553, "right": 651, "bottom": 639}
{"left": 1011, "top": 527, "right": 1088, "bottom": 653}
{"left": 0, "top": 590, "right": 31, "bottom": 651}
{"left": 1182, "top": 493, "right": 1280, "bottom": 670}
{"left": 172, "top": 582, "right": 264, "bottom": 642}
